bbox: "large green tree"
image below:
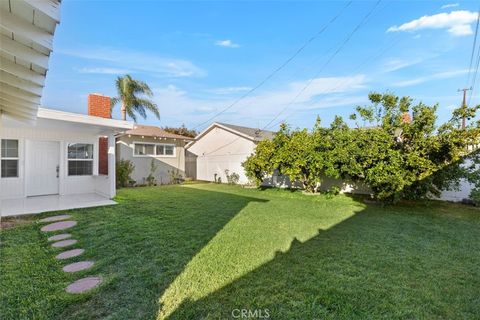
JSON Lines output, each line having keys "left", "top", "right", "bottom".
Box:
{"left": 111, "top": 75, "right": 159, "bottom": 121}
{"left": 243, "top": 92, "right": 480, "bottom": 203}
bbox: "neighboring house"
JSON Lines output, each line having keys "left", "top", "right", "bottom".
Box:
{"left": 116, "top": 125, "right": 194, "bottom": 185}
{"left": 186, "top": 122, "right": 274, "bottom": 184}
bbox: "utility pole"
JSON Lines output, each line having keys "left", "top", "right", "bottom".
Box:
{"left": 458, "top": 87, "right": 472, "bottom": 129}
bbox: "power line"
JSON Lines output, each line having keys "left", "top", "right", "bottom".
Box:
{"left": 265, "top": 33, "right": 401, "bottom": 130}
{"left": 262, "top": 0, "right": 382, "bottom": 130}
{"left": 200, "top": 1, "right": 385, "bottom": 156}
{"left": 467, "top": 7, "right": 480, "bottom": 106}
{"left": 192, "top": 1, "right": 353, "bottom": 130}
{"left": 467, "top": 8, "right": 480, "bottom": 86}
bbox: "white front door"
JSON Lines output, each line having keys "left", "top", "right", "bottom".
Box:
{"left": 26, "top": 140, "right": 60, "bottom": 196}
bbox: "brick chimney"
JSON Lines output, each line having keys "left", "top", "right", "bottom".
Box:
{"left": 88, "top": 93, "right": 111, "bottom": 119}
{"left": 88, "top": 94, "right": 111, "bottom": 175}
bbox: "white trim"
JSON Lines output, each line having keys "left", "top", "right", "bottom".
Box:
{"left": 186, "top": 122, "right": 255, "bottom": 150}
{"left": 132, "top": 141, "right": 176, "bottom": 158}
{"left": 38, "top": 108, "right": 133, "bottom": 130}
{"left": 0, "top": 34, "right": 49, "bottom": 70}
{"left": 24, "top": 0, "right": 61, "bottom": 23}
{"left": 0, "top": 138, "right": 19, "bottom": 179}
{"left": 0, "top": 9, "right": 54, "bottom": 51}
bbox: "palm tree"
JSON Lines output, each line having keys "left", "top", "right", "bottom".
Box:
{"left": 111, "top": 75, "right": 160, "bottom": 121}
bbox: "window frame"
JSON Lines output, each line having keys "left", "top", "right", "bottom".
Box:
{"left": 133, "top": 141, "right": 176, "bottom": 158}
{"left": 67, "top": 142, "right": 94, "bottom": 176}
{"left": 1, "top": 139, "right": 19, "bottom": 179}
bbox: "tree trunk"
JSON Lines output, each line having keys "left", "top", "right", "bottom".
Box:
{"left": 121, "top": 101, "right": 126, "bottom": 121}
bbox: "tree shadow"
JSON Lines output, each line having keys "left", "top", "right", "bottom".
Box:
{"left": 57, "top": 186, "right": 267, "bottom": 320}
{"left": 167, "top": 202, "right": 480, "bottom": 319}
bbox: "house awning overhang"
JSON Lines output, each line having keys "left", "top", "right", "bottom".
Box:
{"left": 0, "top": 0, "right": 61, "bottom": 122}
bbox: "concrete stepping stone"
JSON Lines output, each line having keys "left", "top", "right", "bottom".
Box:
{"left": 52, "top": 239, "right": 77, "bottom": 248}
{"left": 55, "top": 248, "right": 84, "bottom": 260}
{"left": 66, "top": 277, "right": 102, "bottom": 294}
{"left": 41, "top": 221, "right": 77, "bottom": 232}
{"left": 39, "top": 215, "right": 72, "bottom": 223}
{"left": 48, "top": 233, "right": 72, "bottom": 242}
{"left": 62, "top": 261, "right": 94, "bottom": 273}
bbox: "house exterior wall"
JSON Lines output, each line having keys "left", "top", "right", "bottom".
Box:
{"left": 116, "top": 135, "right": 187, "bottom": 185}
{"left": 0, "top": 118, "right": 109, "bottom": 200}
{"left": 187, "top": 127, "right": 256, "bottom": 184}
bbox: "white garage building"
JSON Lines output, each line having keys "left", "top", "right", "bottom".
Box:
{"left": 186, "top": 122, "right": 274, "bottom": 184}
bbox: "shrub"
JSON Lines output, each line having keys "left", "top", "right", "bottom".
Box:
{"left": 225, "top": 170, "right": 240, "bottom": 185}
{"left": 116, "top": 159, "right": 135, "bottom": 188}
{"left": 244, "top": 92, "right": 480, "bottom": 203}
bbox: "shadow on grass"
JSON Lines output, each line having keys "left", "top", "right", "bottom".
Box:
{"left": 166, "top": 203, "right": 480, "bottom": 320}
{"left": 56, "top": 186, "right": 267, "bottom": 320}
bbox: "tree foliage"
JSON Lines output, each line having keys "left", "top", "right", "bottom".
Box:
{"left": 243, "top": 92, "right": 480, "bottom": 203}
{"left": 163, "top": 124, "right": 197, "bottom": 138}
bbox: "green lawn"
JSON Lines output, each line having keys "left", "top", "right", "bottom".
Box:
{"left": 1, "top": 183, "right": 479, "bottom": 319}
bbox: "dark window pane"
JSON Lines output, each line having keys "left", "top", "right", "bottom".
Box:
{"left": 1, "top": 160, "right": 18, "bottom": 178}
{"left": 145, "top": 145, "right": 154, "bottom": 155}
{"left": 134, "top": 144, "right": 154, "bottom": 155}
{"left": 156, "top": 145, "right": 164, "bottom": 155}
{"left": 1, "top": 139, "right": 18, "bottom": 158}
{"left": 68, "top": 143, "right": 93, "bottom": 159}
{"left": 165, "top": 145, "right": 174, "bottom": 155}
{"left": 68, "top": 160, "right": 93, "bottom": 176}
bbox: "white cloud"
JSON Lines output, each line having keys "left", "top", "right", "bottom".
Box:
{"left": 441, "top": 3, "right": 459, "bottom": 9}
{"left": 76, "top": 67, "right": 131, "bottom": 75}
{"left": 148, "top": 75, "right": 368, "bottom": 128}
{"left": 392, "top": 69, "right": 468, "bottom": 87}
{"left": 382, "top": 57, "right": 425, "bottom": 73}
{"left": 448, "top": 23, "right": 473, "bottom": 36}
{"left": 387, "top": 10, "right": 477, "bottom": 37}
{"left": 59, "top": 46, "right": 206, "bottom": 78}
{"left": 208, "top": 86, "right": 252, "bottom": 95}
{"left": 215, "top": 39, "right": 240, "bottom": 48}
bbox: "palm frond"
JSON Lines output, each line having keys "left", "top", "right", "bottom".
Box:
{"left": 136, "top": 98, "right": 160, "bottom": 119}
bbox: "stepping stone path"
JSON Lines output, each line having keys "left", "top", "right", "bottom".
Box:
{"left": 38, "top": 214, "right": 102, "bottom": 295}
{"left": 39, "top": 215, "right": 72, "bottom": 223}
{"left": 52, "top": 239, "right": 77, "bottom": 248}
{"left": 56, "top": 248, "right": 85, "bottom": 260}
{"left": 66, "top": 277, "right": 102, "bottom": 294}
{"left": 41, "top": 220, "right": 77, "bottom": 232}
{"left": 63, "top": 261, "right": 94, "bottom": 273}
{"left": 48, "top": 233, "right": 72, "bottom": 242}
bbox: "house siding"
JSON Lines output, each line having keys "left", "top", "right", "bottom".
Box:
{"left": 116, "top": 135, "right": 187, "bottom": 185}
{"left": 0, "top": 118, "right": 104, "bottom": 200}
{"left": 187, "top": 126, "right": 256, "bottom": 184}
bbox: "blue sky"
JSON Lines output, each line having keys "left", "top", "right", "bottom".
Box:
{"left": 42, "top": 0, "right": 480, "bottom": 131}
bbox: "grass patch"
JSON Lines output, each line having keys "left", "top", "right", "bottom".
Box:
{"left": 1, "top": 183, "right": 479, "bottom": 319}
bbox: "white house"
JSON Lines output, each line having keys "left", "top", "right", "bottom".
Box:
{"left": 0, "top": 106, "right": 132, "bottom": 216}
{"left": 186, "top": 122, "right": 274, "bottom": 184}
{"left": 0, "top": 2, "right": 134, "bottom": 216}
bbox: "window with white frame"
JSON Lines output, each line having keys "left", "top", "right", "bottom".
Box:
{"left": 134, "top": 143, "right": 155, "bottom": 156}
{"left": 1, "top": 139, "right": 19, "bottom": 178}
{"left": 156, "top": 144, "right": 175, "bottom": 156}
{"left": 133, "top": 142, "right": 175, "bottom": 157}
{"left": 67, "top": 143, "right": 93, "bottom": 176}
